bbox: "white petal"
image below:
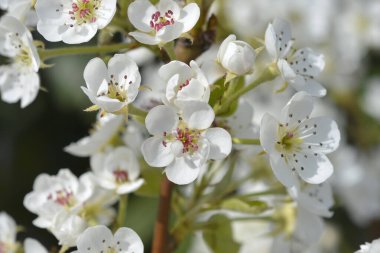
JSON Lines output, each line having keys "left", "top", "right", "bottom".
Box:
{"left": 159, "top": 60, "right": 192, "bottom": 83}
{"left": 156, "top": 0, "right": 180, "bottom": 19}
{"left": 24, "top": 238, "right": 48, "bottom": 253}
{"left": 141, "top": 137, "right": 174, "bottom": 167}
{"left": 199, "top": 60, "right": 225, "bottom": 84}
{"left": 116, "top": 179, "right": 145, "bottom": 195}
{"left": 76, "top": 225, "right": 114, "bottom": 252}
{"left": 281, "top": 91, "right": 314, "bottom": 126}
{"left": 62, "top": 24, "right": 98, "bottom": 44}
{"left": 277, "top": 59, "right": 296, "bottom": 81}
{"left": 180, "top": 101, "right": 214, "bottom": 129}
{"left": 295, "top": 208, "right": 324, "bottom": 244}
{"left": 300, "top": 117, "right": 340, "bottom": 154}
{"left": 36, "top": 21, "right": 65, "bottom": 42}
{"left": 297, "top": 153, "right": 333, "bottom": 184}
{"left": 204, "top": 128, "right": 232, "bottom": 160}
{"left": 128, "top": 0, "right": 156, "bottom": 32}
{"left": 177, "top": 3, "right": 200, "bottom": 33}
{"left": 114, "top": 227, "right": 144, "bottom": 253}
{"left": 145, "top": 105, "right": 178, "bottom": 135}
{"left": 129, "top": 31, "right": 160, "bottom": 45}
{"left": 264, "top": 23, "right": 277, "bottom": 59}
{"left": 259, "top": 113, "right": 278, "bottom": 154}
{"left": 272, "top": 18, "right": 292, "bottom": 59}
{"left": 269, "top": 153, "right": 299, "bottom": 188}
{"left": 84, "top": 57, "right": 108, "bottom": 92}
{"left": 176, "top": 79, "right": 207, "bottom": 101}
{"left": 96, "top": 96, "right": 125, "bottom": 112}
{"left": 217, "top": 34, "right": 236, "bottom": 63}
{"left": 157, "top": 22, "right": 184, "bottom": 43}
{"left": 290, "top": 76, "right": 326, "bottom": 97}
{"left": 95, "top": 0, "right": 117, "bottom": 28}
{"left": 165, "top": 157, "right": 200, "bottom": 185}
{"left": 298, "top": 183, "right": 334, "bottom": 218}
{"left": 165, "top": 74, "right": 179, "bottom": 102}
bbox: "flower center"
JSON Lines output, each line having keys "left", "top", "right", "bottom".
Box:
{"left": 178, "top": 79, "right": 190, "bottom": 91}
{"left": 113, "top": 169, "right": 129, "bottom": 184}
{"left": 47, "top": 189, "right": 76, "bottom": 208}
{"left": 150, "top": 10, "right": 175, "bottom": 31}
{"left": 69, "top": 0, "right": 101, "bottom": 26}
{"left": 163, "top": 124, "right": 201, "bottom": 154}
{"left": 275, "top": 125, "right": 303, "bottom": 154}
{"left": 5, "top": 32, "right": 33, "bottom": 68}
{"left": 98, "top": 74, "right": 132, "bottom": 102}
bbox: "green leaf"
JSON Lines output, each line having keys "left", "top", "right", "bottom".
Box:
{"left": 217, "top": 76, "right": 244, "bottom": 117}
{"left": 202, "top": 214, "right": 241, "bottom": 253}
{"left": 209, "top": 78, "right": 226, "bottom": 108}
{"left": 135, "top": 168, "right": 163, "bottom": 197}
{"left": 220, "top": 198, "right": 268, "bottom": 214}
{"left": 84, "top": 104, "right": 100, "bottom": 112}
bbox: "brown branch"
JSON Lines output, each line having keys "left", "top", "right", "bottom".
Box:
{"left": 151, "top": 177, "right": 173, "bottom": 253}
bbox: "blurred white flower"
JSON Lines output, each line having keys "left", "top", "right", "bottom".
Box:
{"left": 0, "top": 212, "right": 17, "bottom": 253}
{"left": 355, "top": 238, "right": 380, "bottom": 253}
{"left": 260, "top": 92, "right": 340, "bottom": 188}
{"left": 141, "top": 101, "right": 232, "bottom": 185}
{"left": 128, "top": 0, "right": 200, "bottom": 46}
{"left": 361, "top": 77, "right": 380, "bottom": 121}
{"left": 65, "top": 114, "right": 124, "bottom": 157}
{"left": 0, "top": 0, "right": 36, "bottom": 26}
{"left": 0, "top": 15, "right": 40, "bottom": 108}
{"left": 82, "top": 53, "right": 141, "bottom": 113}
{"left": 91, "top": 146, "right": 144, "bottom": 194}
{"left": 35, "top": 0, "right": 117, "bottom": 44}
{"left": 72, "top": 225, "right": 144, "bottom": 253}
{"left": 265, "top": 19, "right": 326, "bottom": 97}
{"left": 159, "top": 60, "right": 210, "bottom": 107}
{"left": 24, "top": 238, "right": 48, "bottom": 253}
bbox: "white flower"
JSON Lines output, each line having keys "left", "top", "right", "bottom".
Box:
{"left": 65, "top": 114, "right": 124, "bottom": 157}
{"left": 141, "top": 101, "right": 232, "bottom": 185}
{"left": 82, "top": 53, "right": 141, "bottom": 113}
{"left": 128, "top": 0, "right": 200, "bottom": 45}
{"left": 0, "top": 15, "right": 40, "bottom": 108}
{"left": 159, "top": 60, "right": 210, "bottom": 106}
{"left": 217, "top": 34, "right": 256, "bottom": 76}
{"left": 260, "top": 92, "right": 340, "bottom": 188}
{"left": 290, "top": 182, "right": 334, "bottom": 218}
{"left": 24, "top": 238, "right": 48, "bottom": 253}
{"left": 91, "top": 146, "right": 144, "bottom": 194}
{"left": 35, "top": 0, "right": 117, "bottom": 44}
{"left": 356, "top": 238, "right": 380, "bottom": 253}
{"left": 73, "top": 225, "right": 144, "bottom": 253}
{"left": 51, "top": 212, "right": 88, "bottom": 246}
{"left": 0, "top": 0, "right": 36, "bottom": 26}
{"left": 0, "top": 212, "right": 17, "bottom": 253}
{"left": 265, "top": 18, "right": 326, "bottom": 97}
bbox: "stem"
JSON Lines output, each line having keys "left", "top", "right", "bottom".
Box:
{"left": 232, "top": 138, "right": 260, "bottom": 145}
{"left": 58, "top": 245, "right": 69, "bottom": 253}
{"left": 192, "top": 216, "right": 275, "bottom": 231}
{"left": 151, "top": 177, "right": 173, "bottom": 253}
{"left": 214, "top": 66, "right": 277, "bottom": 115}
{"left": 128, "top": 104, "right": 148, "bottom": 118}
{"left": 116, "top": 194, "right": 128, "bottom": 228}
{"left": 162, "top": 42, "right": 177, "bottom": 61}
{"left": 38, "top": 42, "right": 138, "bottom": 61}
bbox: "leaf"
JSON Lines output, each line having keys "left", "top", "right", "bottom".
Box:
{"left": 135, "top": 168, "right": 163, "bottom": 197}
{"left": 202, "top": 214, "right": 241, "bottom": 253}
{"left": 220, "top": 198, "right": 268, "bottom": 214}
{"left": 217, "top": 76, "right": 245, "bottom": 117}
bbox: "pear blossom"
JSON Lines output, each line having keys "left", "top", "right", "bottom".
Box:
{"left": 72, "top": 225, "right": 143, "bottom": 253}
{"left": 159, "top": 60, "right": 210, "bottom": 106}
{"left": 35, "top": 0, "right": 117, "bottom": 44}
{"left": 260, "top": 92, "right": 340, "bottom": 188}
{"left": 128, "top": 0, "right": 200, "bottom": 45}
{"left": 0, "top": 0, "right": 37, "bottom": 26}
{"left": 91, "top": 147, "right": 144, "bottom": 194}
{"left": 23, "top": 169, "right": 117, "bottom": 246}
{"left": 141, "top": 101, "right": 232, "bottom": 185}
{"left": 199, "top": 35, "right": 256, "bottom": 83}
{"left": 0, "top": 212, "right": 18, "bottom": 253}
{"left": 0, "top": 15, "right": 40, "bottom": 108}
{"left": 356, "top": 238, "right": 380, "bottom": 253}
{"left": 82, "top": 53, "right": 141, "bottom": 113}
{"left": 65, "top": 114, "right": 124, "bottom": 157}
{"left": 265, "top": 18, "right": 326, "bottom": 97}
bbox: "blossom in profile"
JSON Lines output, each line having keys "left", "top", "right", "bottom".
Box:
{"left": 128, "top": 0, "right": 200, "bottom": 45}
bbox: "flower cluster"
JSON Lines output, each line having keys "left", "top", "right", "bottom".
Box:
{"left": 6, "top": 0, "right": 380, "bottom": 252}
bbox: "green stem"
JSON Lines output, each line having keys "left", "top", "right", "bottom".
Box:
{"left": 116, "top": 194, "right": 128, "bottom": 228}
{"left": 214, "top": 66, "right": 278, "bottom": 115}
{"left": 128, "top": 104, "right": 148, "bottom": 118}
{"left": 38, "top": 42, "right": 138, "bottom": 61}
{"left": 232, "top": 138, "right": 260, "bottom": 145}
{"left": 58, "top": 245, "right": 69, "bottom": 253}
{"left": 192, "top": 216, "right": 275, "bottom": 231}
{"left": 162, "top": 42, "right": 177, "bottom": 60}
{"left": 236, "top": 187, "right": 286, "bottom": 200}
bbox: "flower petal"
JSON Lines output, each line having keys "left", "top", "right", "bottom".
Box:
{"left": 159, "top": 60, "right": 192, "bottom": 83}
{"left": 165, "top": 157, "right": 200, "bottom": 185}
{"left": 217, "top": 34, "right": 236, "bottom": 63}
{"left": 204, "top": 128, "right": 232, "bottom": 160}
{"left": 76, "top": 225, "right": 114, "bottom": 252}
{"left": 281, "top": 91, "right": 314, "bottom": 126}
{"left": 180, "top": 101, "right": 214, "bottom": 129}
{"left": 177, "top": 3, "right": 200, "bottom": 33}
{"left": 62, "top": 24, "right": 98, "bottom": 44}
{"left": 157, "top": 22, "right": 184, "bottom": 43}
{"left": 259, "top": 113, "right": 278, "bottom": 154}
{"left": 145, "top": 105, "right": 178, "bottom": 135}
{"left": 297, "top": 153, "right": 333, "bottom": 184}
{"left": 290, "top": 76, "right": 326, "bottom": 97}
{"left": 141, "top": 136, "right": 174, "bottom": 167}
{"left": 84, "top": 57, "right": 108, "bottom": 92}
{"left": 129, "top": 31, "right": 160, "bottom": 45}
{"left": 24, "top": 238, "right": 48, "bottom": 253}
{"left": 114, "top": 227, "right": 144, "bottom": 253}
{"left": 128, "top": 0, "right": 157, "bottom": 32}
{"left": 269, "top": 153, "right": 299, "bottom": 188}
